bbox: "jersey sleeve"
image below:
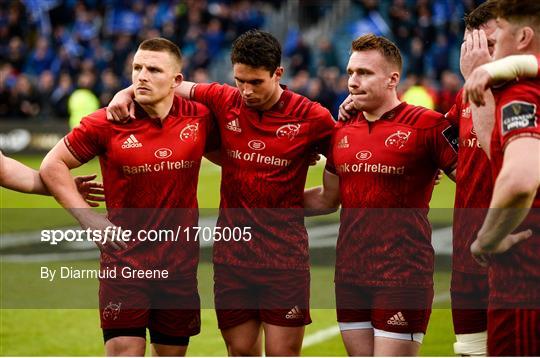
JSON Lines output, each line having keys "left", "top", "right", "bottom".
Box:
{"left": 192, "top": 82, "right": 231, "bottom": 114}
{"left": 308, "top": 103, "right": 336, "bottom": 156}
{"left": 64, "top": 109, "right": 108, "bottom": 163}
{"left": 424, "top": 116, "right": 459, "bottom": 174}
{"left": 496, "top": 85, "right": 540, "bottom": 150}
{"left": 444, "top": 90, "right": 462, "bottom": 128}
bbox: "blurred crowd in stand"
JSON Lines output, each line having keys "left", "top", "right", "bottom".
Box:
{"left": 0, "top": 0, "right": 481, "bottom": 121}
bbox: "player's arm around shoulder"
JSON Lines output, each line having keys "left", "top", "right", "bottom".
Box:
{"left": 189, "top": 99, "right": 222, "bottom": 166}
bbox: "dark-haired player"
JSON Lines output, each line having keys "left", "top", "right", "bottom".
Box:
{"left": 304, "top": 34, "right": 457, "bottom": 356}
{"left": 107, "top": 30, "right": 335, "bottom": 356}
{"left": 41, "top": 38, "right": 214, "bottom": 356}
{"left": 468, "top": 0, "right": 540, "bottom": 355}
{"left": 443, "top": 1, "right": 499, "bottom": 354}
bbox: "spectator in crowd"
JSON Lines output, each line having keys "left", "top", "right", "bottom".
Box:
{"left": 36, "top": 70, "right": 56, "bottom": 119}
{"left": 10, "top": 74, "right": 40, "bottom": 118}
{"left": 50, "top": 72, "right": 73, "bottom": 119}
{"left": 67, "top": 71, "right": 99, "bottom": 128}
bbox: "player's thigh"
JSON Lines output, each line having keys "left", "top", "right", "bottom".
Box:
{"left": 340, "top": 328, "right": 374, "bottom": 357}
{"left": 220, "top": 319, "right": 263, "bottom": 356}
{"left": 151, "top": 344, "right": 187, "bottom": 357}
{"left": 263, "top": 322, "right": 304, "bottom": 356}
{"left": 105, "top": 334, "right": 146, "bottom": 356}
{"left": 335, "top": 283, "right": 374, "bottom": 356}
{"left": 373, "top": 335, "right": 420, "bottom": 356}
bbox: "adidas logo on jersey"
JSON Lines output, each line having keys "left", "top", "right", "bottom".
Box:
{"left": 337, "top": 135, "right": 350, "bottom": 149}
{"left": 387, "top": 311, "right": 408, "bottom": 326}
{"left": 121, "top": 134, "right": 142, "bottom": 149}
{"left": 285, "top": 305, "right": 304, "bottom": 320}
{"left": 226, "top": 118, "right": 242, "bottom": 132}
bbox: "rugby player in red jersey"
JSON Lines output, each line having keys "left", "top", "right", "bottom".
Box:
{"left": 468, "top": 0, "right": 540, "bottom": 355}
{"left": 304, "top": 34, "right": 457, "bottom": 356}
{"left": 441, "top": 2, "right": 499, "bottom": 354}
{"left": 40, "top": 38, "right": 214, "bottom": 356}
{"left": 336, "top": 5, "right": 497, "bottom": 354}
{"left": 107, "top": 30, "right": 335, "bottom": 356}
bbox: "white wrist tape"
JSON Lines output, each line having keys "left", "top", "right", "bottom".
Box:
{"left": 482, "top": 55, "right": 538, "bottom": 81}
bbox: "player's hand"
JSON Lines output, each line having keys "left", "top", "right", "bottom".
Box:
{"left": 471, "top": 229, "right": 533, "bottom": 267}
{"left": 338, "top": 95, "right": 357, "bottom": 121}
{"left": 463, "top": 67, "right": 493, "bottom": 107}
{"left": 434, "top": 169, "right": 444, "bottom": 185}
{"left": 74, "top": 174, "right": 105, "bottom": 207}
{"left": 106, "top": 89, "right": 135, "bottom": 122}
{"left": 460, "top": 29, "right": 491, "bottom": 80}
{"left": 77, "top": 211, "right": 128, "bottom": 251}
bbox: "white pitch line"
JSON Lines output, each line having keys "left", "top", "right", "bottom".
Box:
{"left": 303, "top": 325, "right": 341, "bottom": 348}
{"left": 302, "top": 291, "right": 451, "bottom": 348}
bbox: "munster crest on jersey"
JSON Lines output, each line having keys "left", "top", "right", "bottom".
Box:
{"left": 501, "top": 101, "right": 537, "bottom": 135}
{"left": 276, "top": 124, "right": 301, "bottom": 140}
{"left": 180, "top": 123, "right": 199, "bottom": 142}
{"left": 384, "top": 130, "right": 411, "bottom": 149}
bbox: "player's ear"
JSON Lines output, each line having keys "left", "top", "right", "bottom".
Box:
{"left": 388, "top": 71, "right": 400, "bottom": 89}
{"left": 273, "top": 67, "right": 284, "bottom": 81}
{"left": 516, "top": 26, "right": 535, "bottom": 51}
{"left": 172, "top": 73, "right": 183, "bottom": 88}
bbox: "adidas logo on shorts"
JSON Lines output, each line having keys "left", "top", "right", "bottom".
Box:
{"left": 387, "top": 311, "right": 408, "bottom": 326}
{"left": 121, "top": 134, "right": 143, "bottom": 149}
{"left": 285, "top": 305, "right": 304, "bottom": 320}
{"left": 226, "top": 118, "right": 242, "bottom": 132}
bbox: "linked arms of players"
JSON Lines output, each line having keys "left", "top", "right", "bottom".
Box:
{"left": 106, "top": 81, "right": 196, "bottom": 121}
{"left": 40, "top": 142, "right": 126, "bottom": 251}
{"left": 470, "top": 137, "right": 539, "bottom": 266}
{"left": 303, "top": 169, "right": 341, "bottom": 216}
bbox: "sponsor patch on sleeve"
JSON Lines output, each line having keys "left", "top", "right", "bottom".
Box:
{"left": 501, "top": 101, "right": 537, "bottom": 135}
{"left": 442, "top": 125, "right": 459, "bottom": 153}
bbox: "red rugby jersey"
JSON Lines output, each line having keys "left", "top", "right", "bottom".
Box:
{"left": 64, "top": 95, "right": 213, "bottom": 278}
{"left": 326, "top": 102, "right": 457, "bottom": 287}
{"left": 192, "top": 83, "right": 335, "bottom": 270}
{"left": 489, "top": 79, "right": 540, "bottom": 306}
{"left": 445, "top": 89, "right": 492, "bottom": 274}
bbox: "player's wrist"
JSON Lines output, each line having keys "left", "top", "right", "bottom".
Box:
{"left": 481, "top": 55, "right": 539, "bottom": 82}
